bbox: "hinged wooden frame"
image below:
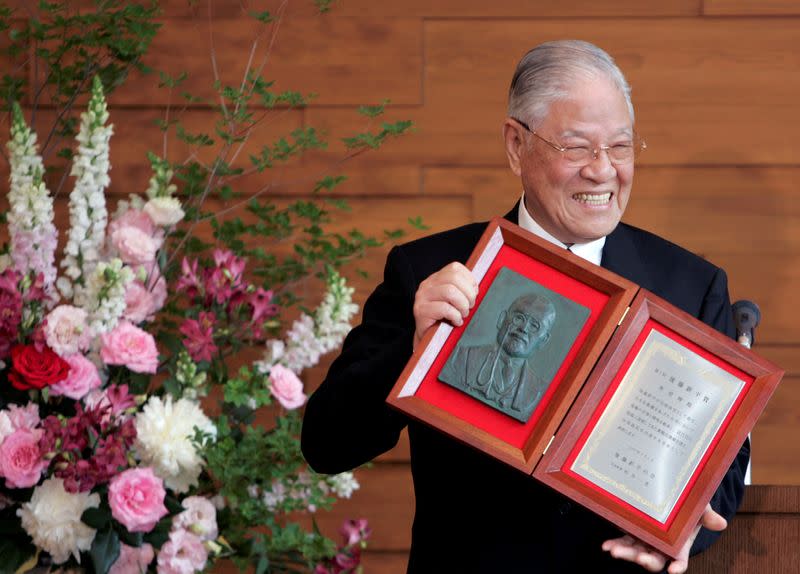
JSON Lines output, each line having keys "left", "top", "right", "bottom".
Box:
{"left": 534, "top": 290, "right": 784, "bottom": 557}
{"left": 386, "top": 218, "right": 638, "bottom": 473}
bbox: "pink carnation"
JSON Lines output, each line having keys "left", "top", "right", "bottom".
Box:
{"left": 111, "top": 226, "right": 161, "bottom": 266}
{"left": 0, "top": 428, "right": 47, "bottom": 488}
{"left": 268, "top": 364, "right": 307, "bottom": 410}
{"left": 156, "top": 528, "right": 208, "bottom": 574}
{"left": 109, "top": 542, "right": 154, "bottom": 574}
{"left": 108, "top": 467, "right": 168, "bottom": 533}
{"left": 49, "top": 353, "right": 103, "bottom": 400}
{"left": 101, "top": 321, "right": 159, "bottom": 374}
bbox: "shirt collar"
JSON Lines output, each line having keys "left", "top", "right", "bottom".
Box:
{"left": 517, "top": 193, "right": 605, "bottom": 266}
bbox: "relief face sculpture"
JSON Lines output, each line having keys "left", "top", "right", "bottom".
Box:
{"left": 439, "top": 267, "right": 590, "bottom": 423}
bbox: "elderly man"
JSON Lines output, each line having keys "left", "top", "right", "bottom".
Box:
{"left": 439, "top": 293, "right": 556, "bottom": 422}
{"left": 302, "top": 40, "right": 748, "bottom": 573}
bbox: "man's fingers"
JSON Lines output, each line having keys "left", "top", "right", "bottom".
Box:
{"left": 602, "top": 535, "right": 666, "bottom": 573}
{"left": 700, "top": 506, "right": 727, "bottom": 532}
{"left": 667, "top": 558, "right": 689, "bottom": 574}
{"left": 416, "top": 300, "right": 466, "bottom": 328}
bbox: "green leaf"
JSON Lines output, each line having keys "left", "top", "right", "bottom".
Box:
{"left": 249, "top": 10, "right": 273, "bottom": 23}
{"left": 81, "top": 506, "right": 111, "bottom": 530}
{"left": 408, "top": 215, "right": 429, "bottom": 230}
{"left": 143, "top": 515, "right": 172, "bottom": 547}
{"left": 357, "top": 99, "right": 389, "bottom": 118}
{"left": 89, "top": 528, "right": 121, "bottom": 574}
{"left": 0, "top": 536, "right": 35, "bottom": 574}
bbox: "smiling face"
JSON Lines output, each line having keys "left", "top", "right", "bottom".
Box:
{"left": 496, "top": 295, "right": 555, "bottom": 358}
{"left": 504, "top": 75, "right": 635, "bottom": 245}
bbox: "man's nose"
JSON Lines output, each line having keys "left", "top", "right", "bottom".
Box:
{"left": 580, "top": 149, "right": 616, "bottom": 182}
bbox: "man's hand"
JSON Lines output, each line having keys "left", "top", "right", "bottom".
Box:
{"left": 413, "top": 262, "right": 478, "bottom": 349}
{"left": 601, "top": 504, "right": 727, "bottom": 573}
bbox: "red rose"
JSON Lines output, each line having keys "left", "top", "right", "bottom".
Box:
{"left": 8, "top": 344, "right": 71, "bottom": 391}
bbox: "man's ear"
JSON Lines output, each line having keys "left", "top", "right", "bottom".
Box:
{"left": 538, "top": 331, "right": 551, "bottom": 348}
{"left": 502, "top": 119, "right": 526, "bottom": 177}
{"left": 497, "top": 310, "right": 507, "bottom": 330}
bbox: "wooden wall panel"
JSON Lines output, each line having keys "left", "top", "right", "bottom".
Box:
{"left": 705, "top": 0, "right": 800, "bottom": 14}
{"left": 419, "top": 19, "right": 800, "bottom": 167}
{"left": 106, "top": 17, "right": 422, "bottom": 107}
{"left": 751, "top": 377, "right": 800, "bottom": 484}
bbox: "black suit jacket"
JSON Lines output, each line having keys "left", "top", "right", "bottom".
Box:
{"left": 302, "top": 208, "right": 749, "bottom": 573}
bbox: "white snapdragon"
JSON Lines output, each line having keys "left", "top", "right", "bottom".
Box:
{"left": 257, "top": 270, "right": 358, "bottom": 375}
{"left": 6, "top": 103, "right": 58, "bottom": 302}
{"left": 83, "top": 258, "right": 133, "bottom": 335}
{"left": 327, "top": 471, "right": 360, "bottom": 499}
{"left": 60, "top": 76, "right": 113, "bottom": 305}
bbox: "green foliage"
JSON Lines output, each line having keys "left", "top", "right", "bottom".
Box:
{"left": 0, "top": 0, "right": 160, "bottom": 161}
{"left": 89, "top": 527, "right": 121, "bottom": 574}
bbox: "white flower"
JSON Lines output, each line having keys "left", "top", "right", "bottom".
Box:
{"left": 258, "top": 270, "right": 358, "bottom": 375}
{"left": 17, "top": 478, "right": 100, "bottom": 564}
{"left": 6, "top": 103, "right": 59, "bottom": 302}
{"left": 143, "top": 196, "right": 184, "bottom": 227}
{"left": 328, "top": 471, "right": 360, "bottom": 499}
{"left": 262, "top": 481, "right": 287, "bottom": 511}
{"left": 44, "top": 305, "right": 91, "bottom": 357}
{"left": 84, "top": 258, "right": 133, "bottom": 334}
{"left": 134, "top": 396, "right": 216, "bottom": 494}
{"left": 60, "top": 76, "right": 113, "bottom": 304}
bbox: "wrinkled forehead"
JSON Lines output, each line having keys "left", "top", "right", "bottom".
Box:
{"left": 509, "top": 296, "right": 555, "bottom": 321}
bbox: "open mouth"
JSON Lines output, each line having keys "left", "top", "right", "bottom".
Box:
{"left": 572, "top": 192, "right": 612, "bottom": 206}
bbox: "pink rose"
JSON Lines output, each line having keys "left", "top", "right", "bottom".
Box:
{"left": 49, "top": 354, "right": 103, "bottom": 400}
{"left": 173, "top": 496, "right": 218, "bottom": 541}
{"left": 0, "top": 428, "right": 47, "bottom": 488}
{"left": 109, "top": 542, "right": 154, "bottom": 574}
{"left": 108, "top": 467, "right": 168, "bottom": 533}
{"left": 0, "top": 403, "right": 40, "bottom": 443}
{"left": 101, "top": 321, "right": 159, "bottom": 374}
{"left": 111, "top": 226, "right": 161, "bottom": 266}
{"left": 124, "top": 275, "right": 167, "bottom": 324}
{"left": 156, "top": 529, "right": 208, "bottom": 574}
{"left": 43, "top": 305, "right": 91, "bottom": 357}
{"left": 268, "top": 364, "right": 307, "bottom": 410}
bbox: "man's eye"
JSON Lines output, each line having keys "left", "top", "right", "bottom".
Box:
{"left": 563, "top": 146, "right": 592, "bottom": 160}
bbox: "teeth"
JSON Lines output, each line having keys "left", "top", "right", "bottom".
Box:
{"left": 573, "top": 192, "right": 611, "bottom": 205}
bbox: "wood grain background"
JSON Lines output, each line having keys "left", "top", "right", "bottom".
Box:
{"left": 4, "top": 1, "right": 798, "bottom": 570}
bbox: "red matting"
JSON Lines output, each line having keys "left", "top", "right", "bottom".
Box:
{"left": 562, "top": 319, "right": 754, "bottom": 529}
{"left": 414, "top": 244, "right": 609, "bottom": 449}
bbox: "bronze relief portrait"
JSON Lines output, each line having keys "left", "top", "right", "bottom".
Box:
{"left": 439, "top": 266, "right": 591, "bottom": 423}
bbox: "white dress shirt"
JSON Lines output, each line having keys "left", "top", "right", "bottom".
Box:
{"left": 517, "top": 193, "right": 605, "bottom": 266}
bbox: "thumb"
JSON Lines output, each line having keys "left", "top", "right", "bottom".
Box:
{"left": 701, "top": 505, "right": 727, "bottom": 532}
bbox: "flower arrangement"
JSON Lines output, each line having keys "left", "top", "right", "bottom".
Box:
{"left": 0, "top": 73, "right": 377, "bottom": 574}
{"left": 0, "top": 1, "right": 413, "bottom": 570}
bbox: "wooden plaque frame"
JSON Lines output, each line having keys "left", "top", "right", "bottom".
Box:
{"left": 533, "top": 289, "right": 783, "bottom": 557}
{"left": 386, "top": 217, "right": 785, "bottom": 557}
{"left": 386, "top": 218, "right": 638, "bottom": 473}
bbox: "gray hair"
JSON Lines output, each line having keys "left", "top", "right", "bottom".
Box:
{"left": 507, "top": 40, "right": 634, "bottom": 129}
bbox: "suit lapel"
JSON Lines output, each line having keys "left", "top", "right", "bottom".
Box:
{"left": 601, "top": 223, "right": 654, "bottom": 289}
{"left": 503, "top": 203, "right": 650, "bottom": 288}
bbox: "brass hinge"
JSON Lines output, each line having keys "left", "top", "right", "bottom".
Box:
{"left": 618, "top": 306, "right": 631, "bottom": 326}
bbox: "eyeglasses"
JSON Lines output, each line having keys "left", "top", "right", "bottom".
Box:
{"left": 510, "top": 312, "right": 541, "bottom": 332}
{"left": 512, "top": 118, "right": 646, "bottom": 167}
